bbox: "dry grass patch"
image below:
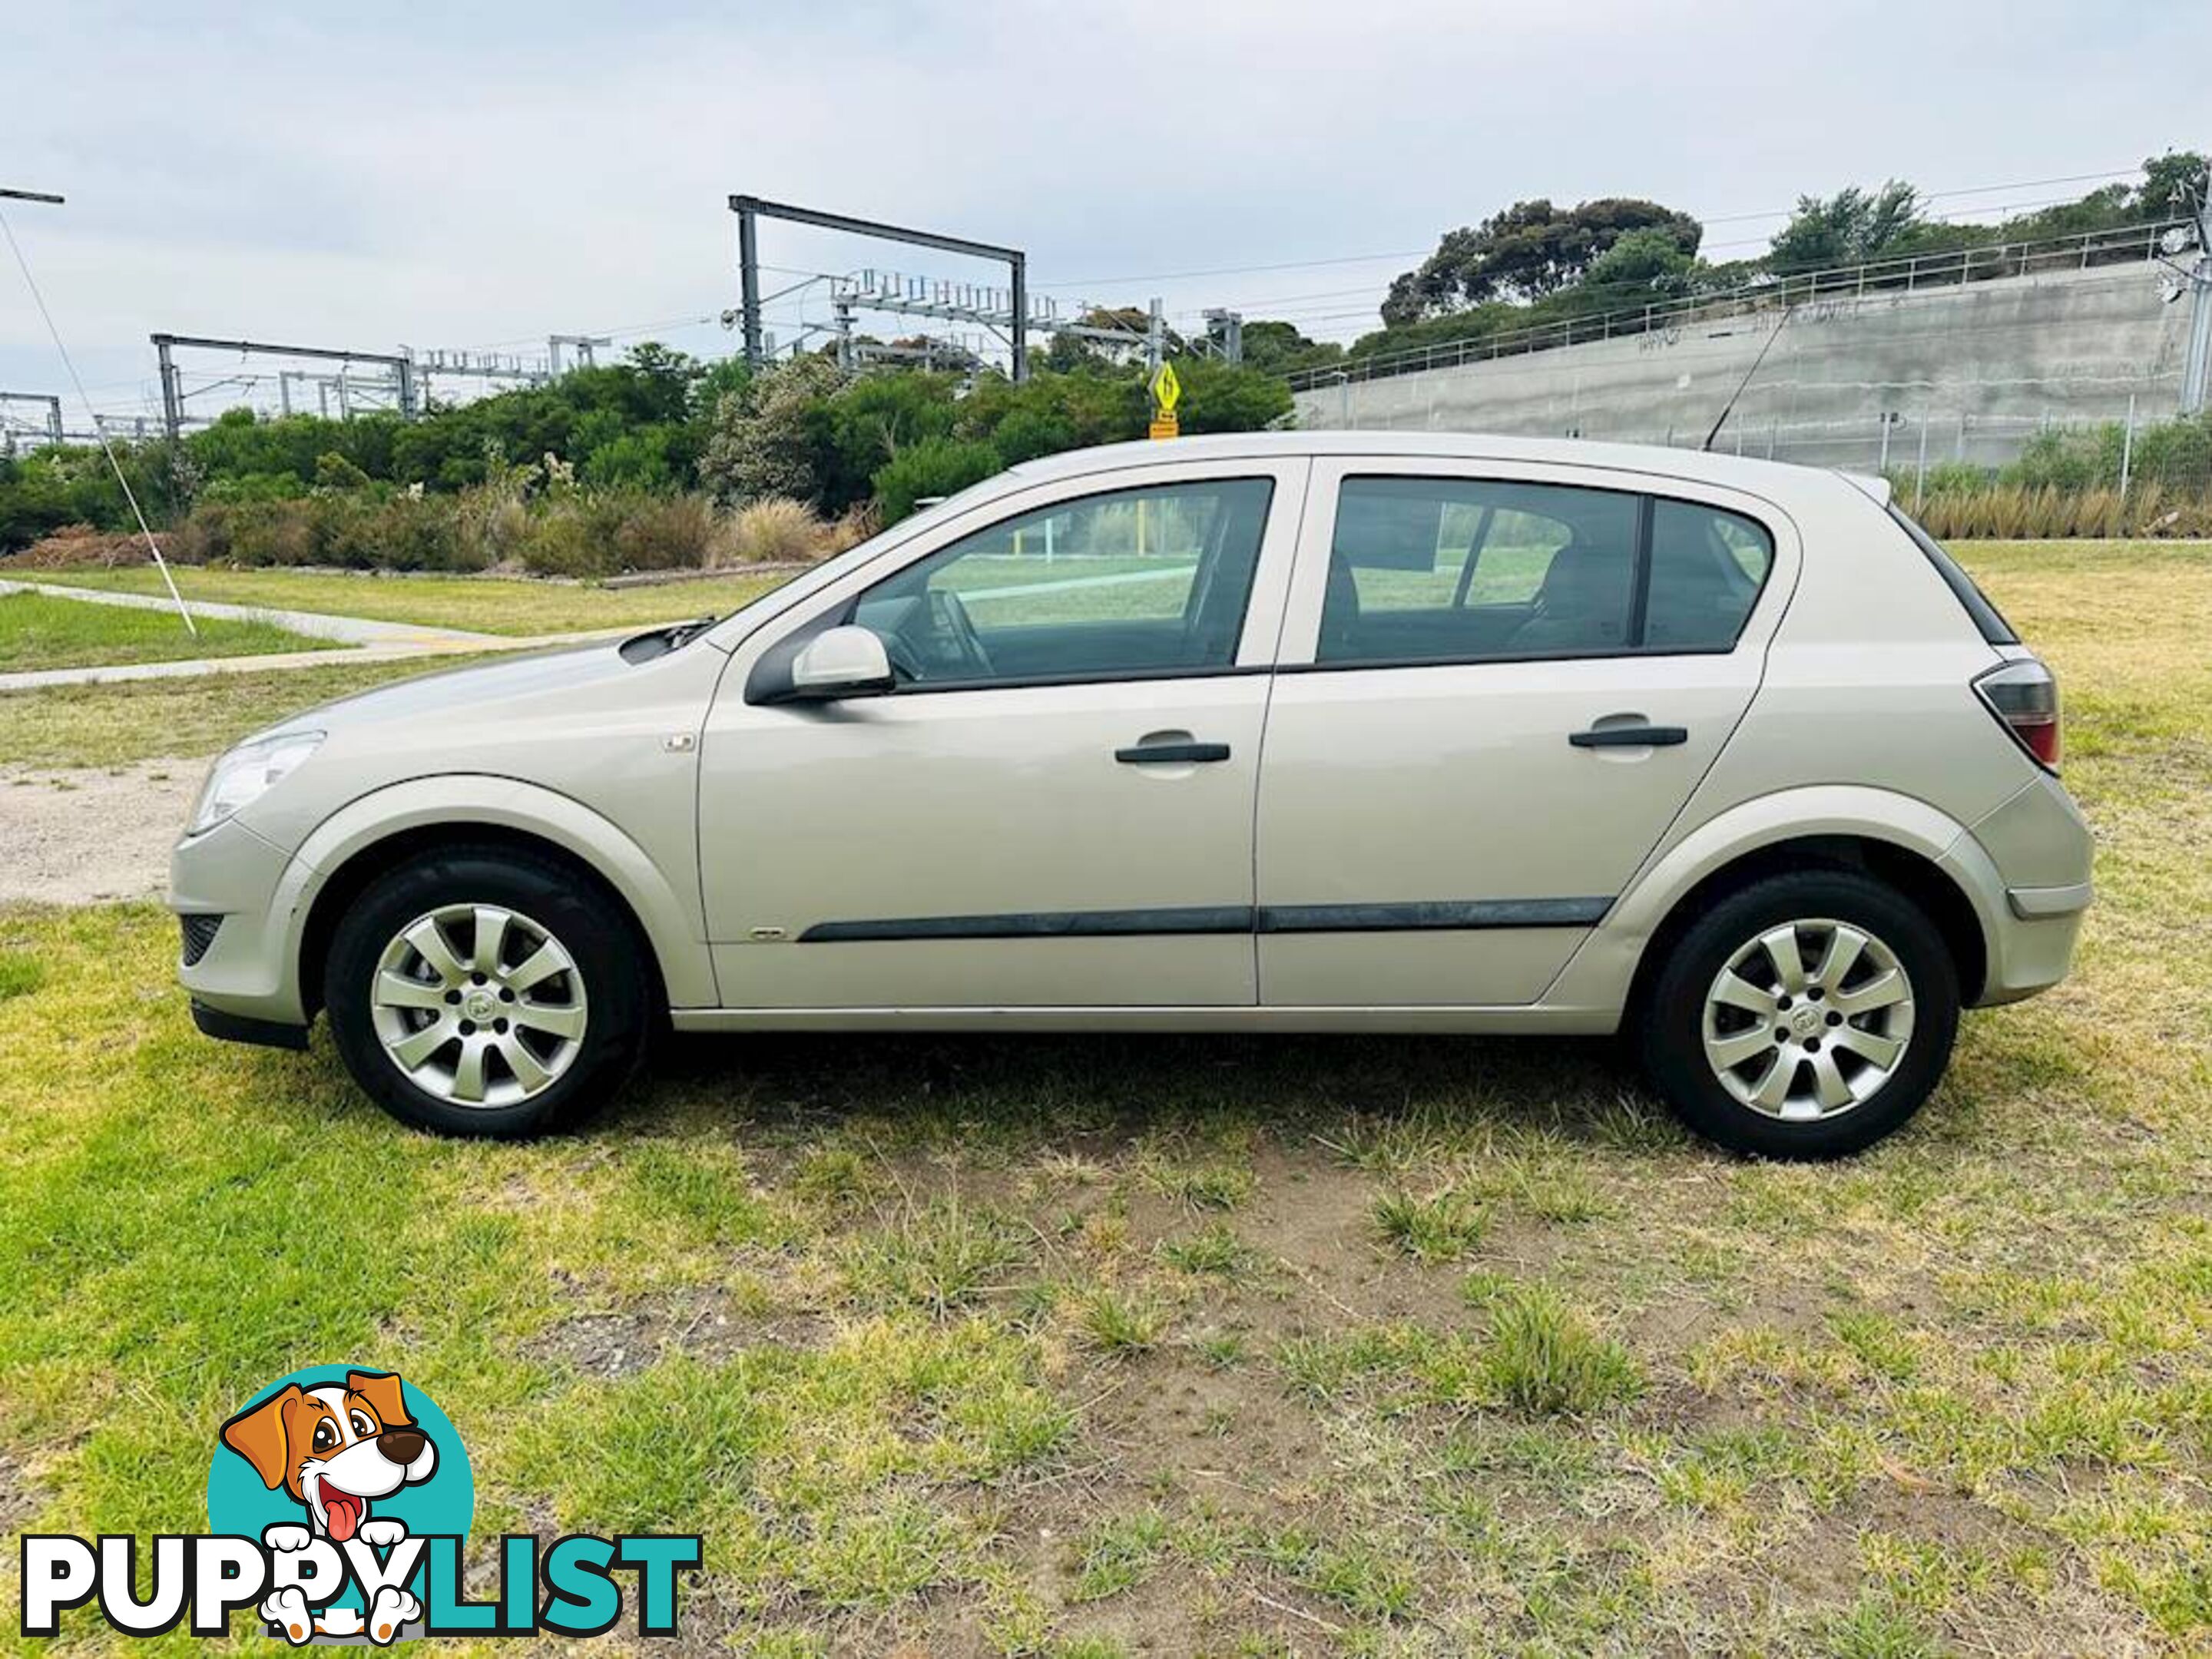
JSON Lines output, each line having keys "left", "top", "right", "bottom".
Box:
{"left": 2, "top": 541, "right": 2208, "bottom": 1653}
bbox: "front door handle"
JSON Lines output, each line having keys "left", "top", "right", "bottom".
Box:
{"left": 1569, "top": 724, "right": 1688, "bottom": 748}
{"left": 1117, "top": 740, "right": 1231, "bottom": 764}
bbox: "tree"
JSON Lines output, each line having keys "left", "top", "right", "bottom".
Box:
{"left": 697, "top": 355, "right": 846, "bottom": 505}
{"left": 1383, "top": 198, "right": 1702, "bottom": 323}
{"left": 2138, "top": 149, "right": 2210, "bottom": 223}
{"left": 815, "top": 372, "right": 961, "bottom": 510}
{"left": 1167, "top": 358, "right": 1294, "bottom": 433}
{"left": 1768, "top": 181, "right": 1924, "bottom": 273}
{"left": 1578, "top": 227, "right": 1697, "bottom": 305}
{"left": 1237, "top": 320, "right": 1343, "bottom": 379}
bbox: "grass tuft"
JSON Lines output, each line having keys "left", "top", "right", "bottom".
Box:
{"left": 836, "top": 1199, "right": 1028, "bottom": 1316}
{"left": 1075, "top": 1287, "right": 1164, "bottom": 1355}
{"left": 1155, "top": 1220, "right": 1252, "bottom": 1276}
{"left": 1481, "top": 1285, "right": 1643, "bottom": 1418}
{"left": 1373, "top": 1186, "right": 1487, "bottom": 1262}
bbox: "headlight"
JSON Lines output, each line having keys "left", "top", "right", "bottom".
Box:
{"left": 187, "top": 731, "right": 324, "bottom": 835}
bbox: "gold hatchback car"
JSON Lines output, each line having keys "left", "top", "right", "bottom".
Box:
{"left": 174, "top": 433, "right": 2089, "bottom": 1156}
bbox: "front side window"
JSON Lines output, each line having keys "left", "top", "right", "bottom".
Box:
{"left": 1318, "top": 477, "right": 1773, "bottom": 663}
{"left": 1319, "top": 478, "right": 1639, "bottom": 663}
{"left": 849, "top": 478, "right": 1273, "bottom": 687}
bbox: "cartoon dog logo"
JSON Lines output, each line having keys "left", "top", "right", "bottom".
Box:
{"left": 220, "top": 1369, "right": 437, "bottom": 1643}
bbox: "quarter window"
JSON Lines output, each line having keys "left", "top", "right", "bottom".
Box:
{"left": 1318, "top": 477, "right": 1771, "bottom": 663}
{"left": 849, "top": 478, "right": 1273, "bottom": 687}
{"left": 1642, "top": 499, "right": 1773, "bottom": 651}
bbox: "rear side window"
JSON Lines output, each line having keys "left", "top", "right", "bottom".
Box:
{"left": 1318, "top": 476, "right": 1770, "bottom": 664}
{"left": 1888, "top": 504, "right": 2018, "bottom": 644}
{"left": 1320, "top": 478, "right": 1638, "bottom": 662}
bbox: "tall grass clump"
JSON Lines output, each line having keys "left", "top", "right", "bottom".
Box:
{"left": 1481, "top": 1284, "right": 1642, "bottom": 1417}
{"left": 714, "top": 495, "right": 826, "bottom": 567}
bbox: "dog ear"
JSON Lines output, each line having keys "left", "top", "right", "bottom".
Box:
{"left": 220, "top": 1385, "right": 302, "bottom": 1489}
{"left": 346, "top": 1370, "right": 412, "bottom": 1430}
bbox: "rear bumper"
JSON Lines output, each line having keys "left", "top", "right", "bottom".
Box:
{"left": 1948, "top": 773, "right": 2094, "bottom": 1007}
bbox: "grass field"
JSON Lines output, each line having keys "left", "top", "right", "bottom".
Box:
{"left": 0, "top": 541, "right": 2207, "bottom": 1654}
{"left": 7, "top": 565, "right": 790, "bottom": 637}
{"left": 0, "top": 655, "right": 499, "bottom": 769}
{"left": 0, "top": 590, "right": 337, "bottom": 674}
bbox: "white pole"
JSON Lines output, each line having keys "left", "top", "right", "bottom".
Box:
{"left": 2119, "top": 392, "right": 2137, "bottom": 497}
{"left": 0, "top": 192, "right": 195, "bottom": 634}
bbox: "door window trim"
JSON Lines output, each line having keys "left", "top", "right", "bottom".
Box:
{"left": 1289, "top": 468, "right": 1783, "bottom": 672}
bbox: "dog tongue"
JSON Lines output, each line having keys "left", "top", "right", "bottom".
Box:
{"left": 324, "top": 1489, "right": 363, "bottom": 1542}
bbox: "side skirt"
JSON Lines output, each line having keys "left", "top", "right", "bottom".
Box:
{"left": 668, "top": 1004, "right": 1623, "bottom": 1035}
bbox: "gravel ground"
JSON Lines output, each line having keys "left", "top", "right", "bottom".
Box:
{"left": 1, "top": 759, "right": 201, "bottom": 905}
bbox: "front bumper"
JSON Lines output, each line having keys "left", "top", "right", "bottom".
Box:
{"left": 169, "top": 815, "right": 312, "bottom": 1029}
{"left": 191, "top": 998, "right": 310, "bottom": 1051}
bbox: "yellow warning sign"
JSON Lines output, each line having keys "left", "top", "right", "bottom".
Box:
{"left": 1149, "top": 416, "right": 1180, "bottom": 441}
{"left": 1149, "top": 362, "right": 1181, "bottom": 416}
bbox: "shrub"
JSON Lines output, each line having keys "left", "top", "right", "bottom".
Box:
{"left": 824, "top": 500, "right": 881, "bottom": 555}
{"left": 873, "top": 438, "right": 1005, "bottom": 525}
{"left": 610, "top": 492, "right": 717, "bottom": 571}
{"left": 163, "top": 495, "right": 486, "bottom": 571}
{"left": 315, "top": 493, "right": 481, "bottom": 571}
{"left": 714, "top": 495, "right": 823, "bottom": 566}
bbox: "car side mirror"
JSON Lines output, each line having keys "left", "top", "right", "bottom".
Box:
{"left": 788, "top": 624, "right": 895, "bottom": 698}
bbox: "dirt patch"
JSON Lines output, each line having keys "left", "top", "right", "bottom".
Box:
{"left": 522, "top": 1285, "right": 821, "bottom": 1378}
{"left": 1, "top": 760, "right": 200, "bottom": 905}
{"left": 0, "top": 1447, "right": 48, "bottom": 1532}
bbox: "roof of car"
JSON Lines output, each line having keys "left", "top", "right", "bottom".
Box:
{"left": 1005, "top": 429, "right": 1873, "bottom": 507}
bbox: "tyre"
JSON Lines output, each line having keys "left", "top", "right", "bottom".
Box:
{"left": 325, "top": 845, "right": 651, "bottom": 1137}
{"left": 1635, "top": 871, "right": 1959, "bottom": 1159}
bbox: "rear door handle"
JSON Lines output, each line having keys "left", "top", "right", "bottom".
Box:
{"left": 1116, "top": 740, "right": 1231, "bottom": 764}
{"left": 1569, "top": 724, "right": 1688, "bottom": 748}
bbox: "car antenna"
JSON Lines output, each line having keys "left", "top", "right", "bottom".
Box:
{"left": 1701, "top": 303, "right": 1794, "bottom": 452}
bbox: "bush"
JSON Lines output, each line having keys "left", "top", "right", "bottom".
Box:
{"left": 316, "top": 494, "right": 481, "bottom": 571}
{"left": 714, "top": 495, "right": 823, "bottom": 566}
{"left": 1900, "top": 480, "right": 2212, "bottom": 539}
{"left": 164, "top": 495, "right": 486, "bottom": 571}
{"left": 610, "top": 492, "right": 718, "bottom": 571}
{"left": 825, "top": 500, "right": 881, "bottom": 555}
{"left": 873, "top": 438, "right": 1004, "bottom": 525}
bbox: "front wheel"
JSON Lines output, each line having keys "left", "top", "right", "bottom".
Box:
{"left": 1636, "top": 872, "right": 1959, "bottom": 1158}
{"left": 325, "top": 846, "right": 650, "bottom": 1137}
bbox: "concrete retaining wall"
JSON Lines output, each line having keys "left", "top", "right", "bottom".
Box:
{"left": 1293, "top": 263, "right": 2194, "bottom": 473}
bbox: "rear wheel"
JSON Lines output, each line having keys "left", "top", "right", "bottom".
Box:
{"left": 1637, "top": 871, "right": 1959, "bottom": 1158}
{"left": 326, "top": 847, "right": 649, "bottom": 1137}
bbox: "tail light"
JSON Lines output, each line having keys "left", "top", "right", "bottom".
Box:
{"left": 1974, "top": 659, "right": 2060, "bottom": 771}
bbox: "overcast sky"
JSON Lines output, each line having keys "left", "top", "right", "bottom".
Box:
{"left": 4, "top": 0, "right": 2207, "bottom": 424}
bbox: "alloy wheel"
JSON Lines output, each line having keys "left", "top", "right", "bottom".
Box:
{"left": 1699, "top": 917, "right": 1916, "bottom": 1121}
{"left": 369, "top": 903, "right": 588, "bottom": 1108}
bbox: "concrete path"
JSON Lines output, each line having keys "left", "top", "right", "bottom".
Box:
{"left": 0, "top": 637, "right": 509, "bottom": 693}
